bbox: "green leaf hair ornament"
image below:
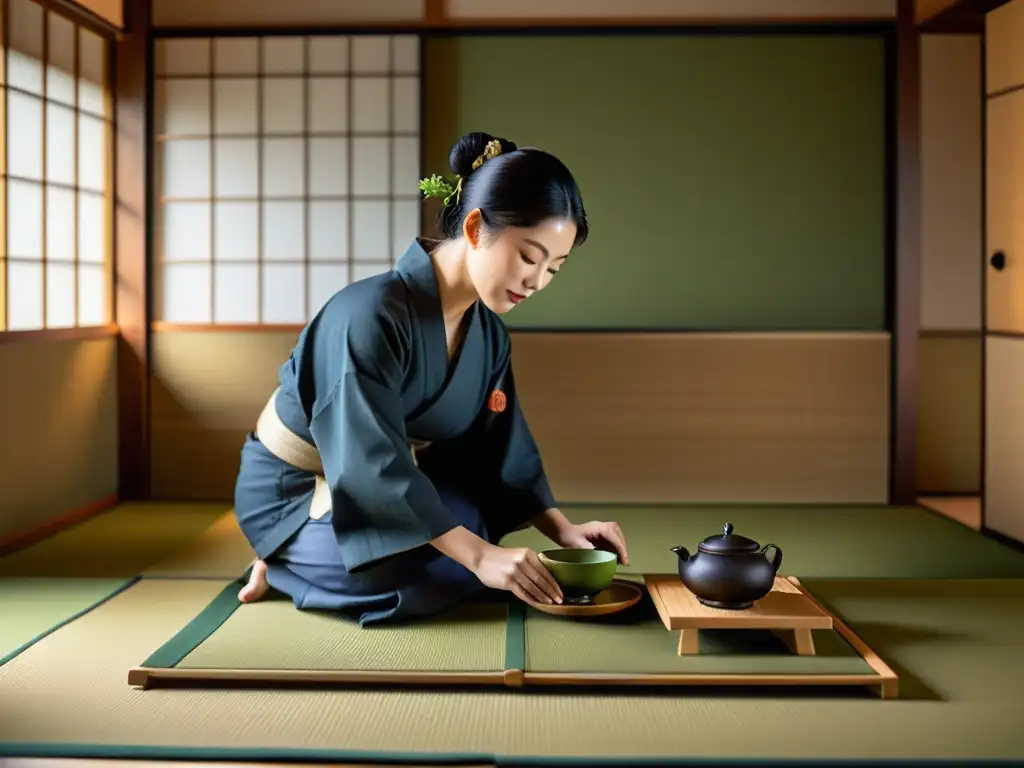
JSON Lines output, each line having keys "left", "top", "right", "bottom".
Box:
{"left": 418, "top": 139, "right": 504, "bottom": 208}
{"left": 417, "top": 174, "right": 459, "bottom": 207}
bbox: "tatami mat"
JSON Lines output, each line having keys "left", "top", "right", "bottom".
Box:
{"left": 811, "top": 579, "right": 1024, "bottom": 703}
{"left": 4, "top": 502, "right": 1023, "bottom": 582}
{"left": 175, "top": 592, "right": 508, "bottom": 672}
{"left": 2, "top": 577, "right": 1024, "bottom": 762}
{"left": 0, "top": 577, "right": 137, "bottom": 664}
{"left": 132, "top": 579, "right": 878, "bottom": 689}
{"left": 0, "top": 503, "right": 230, "bottom": 578}
{"left": 141, "top": 512, "right": 254, "bottom": 579}
{"left": 504, "top": 503, "right": 1024, "bottom": 579}
{"left": 523, "top": 603, "right": 872, "bottom": 676}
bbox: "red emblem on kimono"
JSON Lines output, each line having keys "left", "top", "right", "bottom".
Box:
{"left": 487, "top": 389, "right": 507, "bottom": 413}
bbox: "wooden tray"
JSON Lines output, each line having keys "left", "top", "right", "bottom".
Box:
{"left": 524, "top": 579, "right": 643, "bottom": 617}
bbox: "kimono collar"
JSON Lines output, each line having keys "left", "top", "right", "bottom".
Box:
{"left": 393, "top": 237, "right": 480, "bottom": 392}
{"left": 394, "top": 238, "right": 443, "bottom": 298}
{"left": 394, "top": 237, "right": 481, "bottom": 324}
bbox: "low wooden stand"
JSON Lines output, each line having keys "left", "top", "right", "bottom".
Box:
{"left": 645, "top": 574, "right": 836, "bottom": 656}
{"left": 639, "top": 574, "right": 899, "bottom": 698}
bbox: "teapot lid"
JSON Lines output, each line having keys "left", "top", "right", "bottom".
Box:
{"left": 697, "top": 523, "right": 759, "bottom": 553}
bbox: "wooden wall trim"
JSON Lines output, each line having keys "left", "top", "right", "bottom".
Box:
{"left": 444, "top": 0, "right": 895, "bottom": 21}
{"left": 919, "top": 329, "right": 983, "bottom": 338}
{"left": 153, "top": 19, "right": 897, "bottom": 36}
{"left": 149, "top": 323, "right": 892, "bottom": 338}
{"left": 31, "top": 0, "right": 123, "bottom": 37}
{"left": 114, "top": 0, "right": 151, "bottom": 500}
{"left": 152, "top": 322, "right": 304, "bottom": 334}
{"left": 424, "top": 0, "right": 446, "bottom": 24}
{"left": 916, "top": 0, "right": 960, "bottom": 21}
{"left": 0, "top": 325, "right": 117, "bottom": 345}
{"left": 892, "top": 0, "right": 922, "bottom": 505}
{"left": 0, "top": 494, "right": 117, "bottom": 556}
{"left": 150, "top": 0, "right": 895, "bottom": 33}
{"left": 70, "top": 0, "right": 124, "bottom": 29}
{"left": 432, "top": 16, "right": 895, "bottom": 27}
{"left": 918, "top": 0, "right": 1014, "bottom": 31}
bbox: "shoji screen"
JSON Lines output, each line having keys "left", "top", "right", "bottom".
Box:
{"left": 153, "top": 34, "right": 421, "bottom": 324}
{"left": 1, "top": 0, "right": 113, "bottom": 331}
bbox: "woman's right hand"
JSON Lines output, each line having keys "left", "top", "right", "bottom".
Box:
{"left": 473, "top": 544, "right": 563, "bottom": 605}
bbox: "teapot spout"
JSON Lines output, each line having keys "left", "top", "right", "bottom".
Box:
{"left": 670, "top": 545, "right": 691, "bottom": 562}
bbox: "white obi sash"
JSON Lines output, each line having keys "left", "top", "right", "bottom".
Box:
{"left": 255, "top": 387, "right": 430, "bottom": 520}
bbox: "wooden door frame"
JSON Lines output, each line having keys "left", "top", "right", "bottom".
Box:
{"left": 893, "top": 0, "right": 922, "bottom": 506}
{"left": 978, "top": 0, "right": 1024, "bottom": 548}
{"left": 924, "top": 0, "right": 1024, "bottom": 549}
{"left": 114, "top": 0, "right": 153, "bottom": 499}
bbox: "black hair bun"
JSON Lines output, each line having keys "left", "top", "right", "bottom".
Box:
{"left": 448, "top": 131, "right": 518, "bottom": 178}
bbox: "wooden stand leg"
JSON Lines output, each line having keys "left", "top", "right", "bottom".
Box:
{"left": 678, "top": 629, "right": 700, "bottom": 655}
{"left": 771, "top": 628, "right": 817, "bottom": 655}
{"left": 878, "top": 678, "right": 899, "bottom": 699}
{"left": 792, "top": 628, "right": 815, "bottom": 655}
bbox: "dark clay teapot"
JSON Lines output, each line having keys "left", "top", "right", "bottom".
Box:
{"left": 670, "top": 523, "right": 783, "bottom": 610}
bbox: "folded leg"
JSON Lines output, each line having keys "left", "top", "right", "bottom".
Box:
{"left": 265, "top": 482, "right": 497, "bottom": 625}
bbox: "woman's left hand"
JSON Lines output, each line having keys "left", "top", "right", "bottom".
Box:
{"left": 556, "top": 521, "right": 630, "bottom": 566}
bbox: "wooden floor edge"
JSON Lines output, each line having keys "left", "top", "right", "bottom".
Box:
{"left": 127, "top": 667, "right": 510, "bottom": 687}
{"left": 127, "top": 665, "right": 887, "bottom": 692}
{"left": 787, "top": 576, "right": 900, "bottom": 698}
{"left": 0, "top": 493, "right": 118, "bottom": 556}
{"left": 126, "top": 668, "right": 151, "bottom": 688}
{"left": 521, "top": 672, "right": 887, "bottom": 687}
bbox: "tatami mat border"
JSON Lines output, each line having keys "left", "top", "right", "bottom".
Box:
{"left": 0, "top": 576, "right": 141, "bottom": 668}
{"left": 139, "top": 577, "right": 245, "bottom": 668}
{"left": 505, "top": 599, "right": 526, "bottom": 677}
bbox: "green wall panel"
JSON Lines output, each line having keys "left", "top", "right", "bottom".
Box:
{"left": 424, "top": 33, "right": 888, "bottom": 330}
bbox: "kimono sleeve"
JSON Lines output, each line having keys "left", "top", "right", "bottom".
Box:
{"left": 481, "top": 338, "right": 558, "bottom": 519}
{"left": 307, "top": 307, "right": 461, "bottom": 573}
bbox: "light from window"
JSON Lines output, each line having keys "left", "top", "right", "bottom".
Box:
{"left": 153, "top": 34, "right": 422, "bottom": 324}
{"left": 0, "top": 0, "right": 113, "bottom": 331}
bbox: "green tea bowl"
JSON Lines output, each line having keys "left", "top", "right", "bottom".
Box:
{"left": 538, "top": 548, "right": 619, "bottom": 604}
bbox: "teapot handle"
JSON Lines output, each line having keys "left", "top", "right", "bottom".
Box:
{"left": 760, "top": 543, "right": 783, "bottom": 573}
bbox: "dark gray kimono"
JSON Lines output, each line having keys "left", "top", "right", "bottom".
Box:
{"left": 233, "top": 238, "right": 556, "bottom": 624}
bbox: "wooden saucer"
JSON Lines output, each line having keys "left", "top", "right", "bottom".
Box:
{"left": 525, "top": 579, "right": 643, "bottom": 617}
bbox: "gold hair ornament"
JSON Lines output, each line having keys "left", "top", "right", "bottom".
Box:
{"left": 472, "top": 139, "right": 503, "bottom": 170}
{"left": 417, "top": 140, "right": 504, "bottom": 207}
